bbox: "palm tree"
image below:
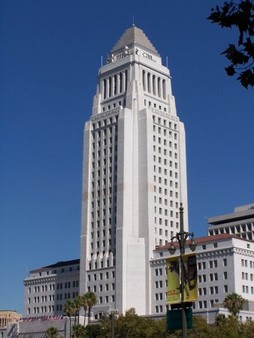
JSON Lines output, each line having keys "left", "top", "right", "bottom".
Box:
{"left": 72, "top": 324, "right": 86, "bottom": 338}
{"left": 82, "top": 292, "right": 97, "bottom": 324}
{"left": 80, "top": 293, "right": 88, "bottom": 324}
{"left": 73, "top": 296, "right": 82, "bottom": 325}
{"left": 45, "top": 326, "right": 58, "bottom": 338}
{"left": 63, "top": 299, "right": 75, "bottom": 338}
{"left": 224, "top": 292, "right": 245, "bottom": 316}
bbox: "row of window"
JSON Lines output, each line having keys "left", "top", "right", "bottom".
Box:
{"left": 142, "top": 70, "right": 166, "bottom": 99}
{"left": 87, "top": 270, "right": 115, "bottom": 281}
{"left": 101, "top": 71, "right": 128, "bottom": 99}
{"left": 198, "top": 258, "right": 227, "bottom": 270}
{"left": 154, "top": 196, "right": 179, "bottom": 207}
{"left": 195, "top": 300, "right": 219, "bottom": 310}
{"left": 241, "top": 259, "right": 254, "bottom": 268}
{"left": 155, "top": 217, "right": 179, "bottom": 228}
{"left": 153, "top": 136, "right": 178, "bottom": 149}
{"left": 102, "top": 101, "right": 124, "bottom": 112}
{"left": 242, "top": 272, "right": 254, "bottom": 280}
{"left": 92, "top": 117, "right": 118, "bottom": 130}
{"left": 153, "top": 126, "right": 177, "bottom": 138}
{"left": 144, "top": 100, "right": 167, "bottom": 112}
{"left": 154, "top": 168, "right": 178, "bottom": 181}
{"left": 152, "top": 116, "right": 177, "bottom": 129}
{"left": 27, "top": 306, "right": 55, "bottom": 315}
{"left": 242, "top": 285, "right": 254, "bottom": 294}
{"left": 56, "top": 281, "right": 79, "bottom": 290}
{"left": 153, "top": 147, "right": 178, "bottom": 160}
{"left": 27, "top": 280, "right": 79, "bottom": 295}
{"left": 98, "top": 295, "right": 115, "bottom": 304}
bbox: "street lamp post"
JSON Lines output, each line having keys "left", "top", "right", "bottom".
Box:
{"left": 168, "top": 203, "right": 196, "bottom": 338}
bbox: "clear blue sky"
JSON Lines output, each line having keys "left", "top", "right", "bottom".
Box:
{"left": 0, "top": 0, "right": 253, "bottom": 313}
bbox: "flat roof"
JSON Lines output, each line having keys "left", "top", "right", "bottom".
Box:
{"left": 30, "top": 259, "right": 80, "bottom": 273}
{"left": 208, "top": 208, "right": 254, "bottom": 226}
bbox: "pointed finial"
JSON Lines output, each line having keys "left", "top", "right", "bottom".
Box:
{"left": 132, "top": 15, "right": 135, "bottom": 27}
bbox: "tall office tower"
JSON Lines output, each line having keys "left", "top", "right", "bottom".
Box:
{"left": 80, "top": 26, "right": 188, "bottom": 316}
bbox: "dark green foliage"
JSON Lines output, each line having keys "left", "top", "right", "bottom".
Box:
{"left": 61, "top": 305, "right": 254, "bottom": 338}
{"left": 45, "top": 326, "right": 59, "bottom": 338}
{"left": 223, "top": 292, "right": 245, "bottom": 316}
{"left": 208, "top": 0, "right": 254, "bottom": 88}
{"left": 72, "top": 324, "right": 87, "bottom": 338}
{"left": 85, "top": 324, "right": 103, "bottom": 338}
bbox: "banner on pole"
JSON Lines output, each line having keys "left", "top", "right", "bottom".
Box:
{"left": 182, "top": 253, "right": 198, "bottom": 302}
{"left": 166, "top": 253, "right": 198, "bottom": 304}
{"left": 166, "top": 256, "right": 180, "bottom": 304}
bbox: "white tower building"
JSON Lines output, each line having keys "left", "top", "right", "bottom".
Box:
{"left": 80, "top": 26, "right": 188, "bottom": 316}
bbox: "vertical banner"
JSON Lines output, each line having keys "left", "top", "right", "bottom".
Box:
{"left": 166, "top": 257, "right": 180, "bottom": 304}
{"left": 166, "top": 253, "right": 198, "bottom": 304}
{"left": 182, "top": 253, "right": 198, "bottom": 302}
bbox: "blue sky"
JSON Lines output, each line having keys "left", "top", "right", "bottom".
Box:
{"left": 0, "top": 0, "right": 253, "bottom": 313}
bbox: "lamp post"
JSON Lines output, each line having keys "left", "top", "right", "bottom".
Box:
{"left": 168, "top": 203, "right": 196, "bottom": 338}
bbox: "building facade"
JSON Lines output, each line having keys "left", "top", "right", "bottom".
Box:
{"left": 208, "top": 203, "right": 254, "bottom": 241}
{"left": 151, "top": 234, "right": 254, "bottom": 322}
{"left": 0, "top": 311, "right": 20, "bottom": 329}
{"left": 23, "top": 259, "right": 80, "bottom": 317}
{"left": 22, "top": 233, "right": 254, "bottom": 323}
{"left": 80, "top": 26, "right": 188, "bottom": 316}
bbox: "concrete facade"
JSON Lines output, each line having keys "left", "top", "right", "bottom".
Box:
{"left": 0, "top": 311, "right": 21, "bottom": 329}
{"left": 151, "top": 234, "right": 254, "bottom": 321}
{"left": 80, "top": 26, "right": 188, "bottom": 316}
{"left": 208, "top": 203, "right": 254, "bottom": 241}
{"left": 23, "top": 259, "right": 80, "bottom": 317}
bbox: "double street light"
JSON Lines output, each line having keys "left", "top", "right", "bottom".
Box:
{"left": 168, "top": 203, "right": 197, "bottom": 338}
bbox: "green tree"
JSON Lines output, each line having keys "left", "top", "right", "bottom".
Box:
{"left": 224, "top": 292, "right": 245, "bottom": 316}
{"left": 109, "top": 308, "right": 168, "bottom": 338}
{"left": 80, "top": 293, "right": 88, "bottom": 324}
{"left": 82, "top": 292, "right": 97, "bottom": 324}
{"left": 215, "top": 313, "right": 227, "bottom": 326}
{"left": 72, "top": 324, "right": 86, "bottom": 338}
{"left": 242, "top": 318, "right": 254, "bottom": 337}
{"left": 85, "top": 324, "right": 103, "bottom": 338}
{"left": 188, "top": 315, "right": 215, "bottom": 338}
{"left": 208, "top": 0, "right": 254, "bottom": 88}
{"left": 45, "top": 326, "right": 58, "bottom": 338}
{"left": 73, "top": 296, "right": 82, "bottom": 325}
{"left": 64, "top": 299, "right": 76, "bottom": 338}
{"left": 213, "top": 315, "right": 244, "bottom": 338}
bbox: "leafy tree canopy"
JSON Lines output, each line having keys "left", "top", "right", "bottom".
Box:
{"left": 223, "top": 292, "right": 245, "bottom": 316}
{"left": 208, "top": 0, "right": 254, "bottom": 88}
{"left": 45, "top": 326, "right": 59, "bottom": 338}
